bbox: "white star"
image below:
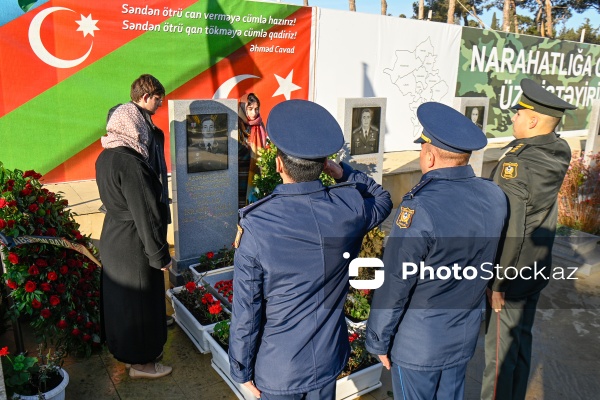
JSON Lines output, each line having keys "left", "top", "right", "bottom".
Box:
{"left": 76, "top": 14, "right": 99, "bottom": 38}
{"left": 272, "top": 70, "right": 301, "bottom": 100}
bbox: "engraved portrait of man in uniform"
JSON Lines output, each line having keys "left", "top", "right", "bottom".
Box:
{"left": 350, "top": 107, "right": 381, "bottom": 156}
{"left": 187, "top": 113, "right": 228, "bottom": 173}
{"left": 465, "top": 106, "right": 484, "bottom": 130}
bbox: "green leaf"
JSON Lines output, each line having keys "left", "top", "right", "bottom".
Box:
{"left": 16, "top": 0, "right": 37, "bottom": 14}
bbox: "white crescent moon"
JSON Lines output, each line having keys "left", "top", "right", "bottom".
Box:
{"left": 213, "top": 74, "right": 260, "bottom": 99}
{"left": 28, "top": 7, "right": 93, "bottom": 69}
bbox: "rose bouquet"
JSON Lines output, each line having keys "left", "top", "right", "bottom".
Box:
{"left": 0, "top": 165, "right": 101, "bottom": 356}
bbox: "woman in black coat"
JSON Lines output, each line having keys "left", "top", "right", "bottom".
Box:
{"left": 96, "top": 75, "right": 172, "bottom": 379}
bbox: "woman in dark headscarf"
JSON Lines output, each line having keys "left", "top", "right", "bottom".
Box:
{"left": 238, "top": 93, "right": 268, "bottom": 208}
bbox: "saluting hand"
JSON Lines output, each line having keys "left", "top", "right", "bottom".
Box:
{"left": 378, "top": 354, "right": 391, "bottom": 370}
{"left": 243, "top": 381, "right": 261, "bottom": 398}
{"left": 323, "top": 159, "right": 343, "bottom": 180}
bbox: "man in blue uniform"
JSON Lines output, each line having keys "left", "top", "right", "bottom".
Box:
{"left": 229, "top": 100, "right": 392, "bottom": 399}
{"left": 481, "top": 79, "right": 576, "bottom": 400}
{"left": 366, "top": 102, "right": 507, "bottom": 400}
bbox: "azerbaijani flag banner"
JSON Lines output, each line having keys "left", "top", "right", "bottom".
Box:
{"left": 0, "top": 0, "right": 312, "bottom": 182}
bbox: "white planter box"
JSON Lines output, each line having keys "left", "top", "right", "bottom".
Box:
{"left": 205, "top": 330, "right": 382, "bottom": 400}
{"left": 166, "top": 287, "right": 227, "bottom": 354}
{"left": 335, "top": 362, "right": 383, "bottom": 400}
{"left": 189, "top": 263, "right": 233, "bottom": 282}
{"left": 345, "top": 317, "right": 367, "bottom": 330}
{"left": 205, "top": 331, "right": 257, "bottom": 400}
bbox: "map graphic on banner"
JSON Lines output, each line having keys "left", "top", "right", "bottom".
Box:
{"left": 0, "top": 0, "right": 312, "bottom": 182}
{"left": 384, "top": 38, "right": 449, "bottom": 137}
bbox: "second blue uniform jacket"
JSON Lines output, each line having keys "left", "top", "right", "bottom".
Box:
{"left": 366, "top": 165, "right": 507, "bottom": 371}
{"left": 229, "top": 163, "right": 392, "bottom": 395}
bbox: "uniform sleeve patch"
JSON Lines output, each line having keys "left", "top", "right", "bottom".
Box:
{"left": 396, "top": 206, "right": 415, "bottom": 229}
{"left": 233, "top": 224, "right": 243, "bottom": 248}
{"left": 501, "top": 162, "right": 518, "bottom": 179}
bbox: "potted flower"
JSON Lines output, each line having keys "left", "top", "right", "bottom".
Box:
{"left": 336, "top": 325, "right": 383, "bottom": 399}
{"left": 189, "top": 246, "right": 235, "bottom": 278}
{"left": 166, "top": 273, "right": 229, "bottom": 354}
{"left": 0, "top": 166, "right": 101, "bottom": 357}
{"left": 344, "top": 288, "right": 372, "bottom": 326}
{"left": 1, "top": 345, "right": 69, "bottom": 400}
{"left": 204, "top": 320, "right": 257, "bottom": 400}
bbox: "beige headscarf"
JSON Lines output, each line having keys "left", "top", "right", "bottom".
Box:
{"left": 101, "top": 103, "right": 149, "bottom": 159}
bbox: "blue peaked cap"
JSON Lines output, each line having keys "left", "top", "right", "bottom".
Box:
{"left": 266, "top": 100, "right": 344, "bottom": 159}
{"left": 414, "top": 102, "right": 487, "bottom": 153}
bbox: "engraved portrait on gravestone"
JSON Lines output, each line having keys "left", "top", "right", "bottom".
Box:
{"left": 350, "top": 107, "right": 381, "bottom": 156}
{"left": 186, "top": 113, "right": 228, "bottom": 173}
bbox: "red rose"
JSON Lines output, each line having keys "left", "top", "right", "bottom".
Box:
{"left": 31, "top": 299, "right": 42, "bottom": 309}
{"left": 35, "top": 217, "right": 45, "bottom": 225}
{"left": 47, "top": 271, "right": 58, "bottom": 281}
{"left": 29, "top": 203, "right": 39, "bottom": 213}
{"left": 47, "top": 196, "right": 56, "bottom": 204}
{"left": 56, "top": 284, "right": 66, "bottom": 294}
{"left": 49, "top": 295, "right": 60, "bottom": 306}
{"left": 208, "top": 303, "right": 223, "bottom": 315}
{"left": 7, "top": 220, "right": 15, "bottom": 228}
{"left": 7, "top": 200, "right": 16, "bottom": 207}
{"left": 60, "top": 265, "right": 68, "bottom": 274}
{"left": 37, "top": 196, "right": 45, "bottom": 203}
{"left": 85, "top": 321, "right": 94, "bottom": 329}
{"left": 76, "top": 315, "right": 83, "bottom": 323}
{"left": 41, "top": 309, "right": 51, "bottom": 318}
{"left": 67, "top": 310, "right": 77, "bottom": 319}
{"left": 57, "top": 320, "right": 68, "bottom": 329}
{"left": 62, "top": 199, "right": 68, "bottom": 206}
{"left": 24, "top": 281, "right": 36, "bottom": 292}
{"left": 40, "top": 283, "right": 51, "bottom": 292}
{"left": 6, "top": 279, "right": 18, "bottom": 289}
{"left": 8, "top": 253, "right": 19, "bottom": 264}
{"left": 46, "top": 228, "right": 57, "bottom": 236}
{"left": 28, "top": 265, "right": 40, "bottom": 275}
{"left": 45, "top": 209, "right": 50, "bottom": 215}
{"left": 20, "top": 188, "right": 31, "bottom": 196}
{"left": 71, "top": 328, "right": 81, "bottom": 336}
{"left": 185, "top": 282, "right": 196, "bottom": 293}
{"left": 35, "top": 258, "right": 48, "bottom": 267}
{"left": 6, "top": 180, "right": 15, "bottom": 187}
{"left": 33, "top": 173, "right": 42, "bottom": 180}
{"left": 23, "top": 170, "right": 35, "bottom": 178}
{"left": 0, "top": 347, "right": 9, "bottom": 356}
{"left": 206, "top": 251, "right": 215, "bottom": 259}
{"left": 66, "top": 259, "right": 76, "bottom": 268}
{"left": 0, "top": 199, "right": 6, "bottom": 208}
{"left": 89, "top": 301, "right": 96, "bottom": 307}
{"left": 0, "top": 219, "right": 6, "bottom": 229}
{"left": 82, "top": 334, "right": 91, "bottom": 342}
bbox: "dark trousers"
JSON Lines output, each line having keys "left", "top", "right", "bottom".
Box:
{"left": 259, "top": 379, "right": 336, "bottom": 400}
{"left": 481, "top": 292, "right": 541, "bottom": 400}
{"left": 391, "top": 362, "right": 468, "bottom": 400}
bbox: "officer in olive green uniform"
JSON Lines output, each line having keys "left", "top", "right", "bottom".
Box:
{"left": 481, "top": 79, "right": 576, "bottom": 400}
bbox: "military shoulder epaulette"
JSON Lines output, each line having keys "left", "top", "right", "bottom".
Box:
{"left": 403, "top": 177, "right": 433, "bottom": 200}
{"left": 239, "top": 194, "right": 275, "bottom": 219}
{"left": 506, "top": 143, "right": 528, "bottom": 156}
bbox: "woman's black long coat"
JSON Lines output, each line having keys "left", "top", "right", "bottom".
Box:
{"left": 96, "top": 146, "right": 171, "bottom": 364}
